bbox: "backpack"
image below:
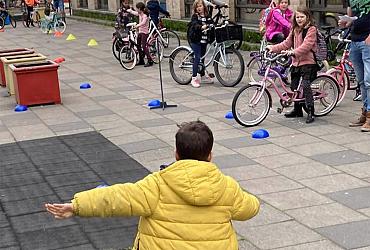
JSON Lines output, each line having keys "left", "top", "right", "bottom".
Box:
{"left": 299, "top": 27, "right": 328, "bottom": 64}
{"left": 259, "top": 1, "right": 276, "bottom": 34}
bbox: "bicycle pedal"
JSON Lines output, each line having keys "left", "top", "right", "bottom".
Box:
{"left": 208, "top": 73, "right": 215, "bottom": 78}
{"left": 277, "top": 107, "right": 283, "bottom": 114}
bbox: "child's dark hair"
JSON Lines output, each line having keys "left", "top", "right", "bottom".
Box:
{"left": 136, "top": 2, "right": 149, "bottom": 15}
{"left": 175, "top": 120, "right": 213, "bottom": 161}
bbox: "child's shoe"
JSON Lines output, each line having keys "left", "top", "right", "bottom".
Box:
{"left": 137, "top": 59, "right": 145, "bottom": 66}
{"left": 201, "top": 74, "right": 214, "bottom": 84}
{"left": 190, "top": 77, "right": 200, "bottom": 88}
{"left": 144, "top": 60, "right": 154, "bottom": 67}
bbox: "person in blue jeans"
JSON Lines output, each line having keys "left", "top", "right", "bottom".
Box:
{"left": 340, "top": 0, "right": 370, "bottom": 132}
{"left": 188, "top": 0, "right": 214, "bottom": 88}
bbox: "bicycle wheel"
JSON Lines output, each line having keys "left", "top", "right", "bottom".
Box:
{"left": 22, "top": 11, "right": 28, "bottom": 27}
{"left": 303, "top": 75, "right": 339, "bottom": 117}
{"left": 169, "top": 47, "right": 193, "bottom": 85}
{"left": 9, "top": 15, "right": 16, "bottom": 28}
{"left": 232, "top": 83, "right": 271, "bottom": 127}
{"left": 148, "top": 39, "right": 163, "bottom": 64}
{"left": 112, "top": 38, "right": 123, "bottom": 61}
{"left": 327, "top": 68, "right": 349, "bottom": 105}
{"left": 54, "top": 20, "right": 66, "bottom": 33}
{"left": 0, "top": 17, "right": 4, "bottom": 30}
{"left": 119, "top": 45, "right": 137, "bottom": 70}
{"left": 324, "top": 14, "right": 338, "bottom": 27}
{"left": 160, "top": 30, "right": 180, "bottom": 57}
{"left": 247, "top": 56, "right": 265, "bottom": 83}
{"left": 214, "top": 47, "right": 245, "bottom": 87}
{"left": 34, "top": 12, "right": 41, "bottom": 27}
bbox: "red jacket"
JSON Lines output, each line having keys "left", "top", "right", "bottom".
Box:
{"left": 271, "top": 25, "right": 317, "bottom": 67}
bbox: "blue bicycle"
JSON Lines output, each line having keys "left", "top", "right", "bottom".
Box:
{"left": 0, "top": 10, "right": 17, "bottom": 30}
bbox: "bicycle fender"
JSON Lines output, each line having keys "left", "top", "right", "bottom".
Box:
{"left": 169, "top": 46, "right": 193, "bottom": 60}
{"left": 248, "top": 82, "right": 273, "bottom": 108}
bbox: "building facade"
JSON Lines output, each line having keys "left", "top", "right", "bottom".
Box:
{"left": 70, "top": 0, "right": 346, "bottom": 26}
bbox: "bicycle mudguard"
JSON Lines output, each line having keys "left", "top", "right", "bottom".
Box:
{"left": 169, "top": 46, "right": 193, "bottom": 60}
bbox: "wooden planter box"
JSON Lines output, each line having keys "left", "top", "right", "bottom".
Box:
{"left": 10, "top": 60, "right": 61, "bottom": 106}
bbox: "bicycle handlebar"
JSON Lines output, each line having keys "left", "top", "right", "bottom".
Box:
{"left": 202, "top": 21, "right": 228, "bottom": 33}
{"left": 214, "top": 4, "right": 228, "bottom": 9}
{"left": 338, "top": 35, "right": 351, "bottom": 43}
{"left": 263, "top": 50, "right": 291, "bottom": 62}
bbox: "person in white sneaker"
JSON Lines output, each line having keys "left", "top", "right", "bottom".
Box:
{"left": 188, "top": 0, "right": 214, "bottom": 88}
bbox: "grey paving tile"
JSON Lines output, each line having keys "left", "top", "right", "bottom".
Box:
{"left": 70, "top": 141, "right": 120, "bottom": 155}
{"left": 274, "top": 161, "right": 341, "bottom": 180}
{"left": 309, "top": 150, "right": 370, "bottom": 166}
{"left": 286, "top": 203, "right": 367, "bottom": 228}
{"left": 18, "top": 226, "right": 89, "bottom": 250}
{"left": 54, "top": 182, "right": 102, "bottom": 202}
{"left": 239, "top": 176, "right": 303, "bottom": 195}
{"left": 212, "top": 154, "right": 257, "bottom": 169}
{"left": 0, "top": 162, "right": 37, "bottom": 177}
{"left": 260, "top": 188, "right": 333, "bottom": 210}
{"left": 132, "top": 118, "right": 175, "bottom": 128}
{"left": 0, "top": 212, "right": 9, "bottom": 228}
{"left": 38, "top": 160, "right": 90, "bottom": 176}
{"left": 78, "top": 149, "right": 131, "bottom": 163}
{"left": 91, "top": 94, "right": 126, "bottom": 102}
{"left": 2, "top": 195, "right": 60, "bottom": 217}
{"left": 10, "top": 212, "right": 76, "bottom": 234}
{"left": 0, "top": 153, "right": 29, "bottom": 166}
{"left": 327, "top": 187, "right": 370, "bottom": 210}
{"left": 100, "top": 168, "right": 150, "bottom": 184}
{"left": 49, "top": 121, "right": 91, "bottom": 132}
{"left": 0, "top": 227, "right": 17, "bottom": 248}
{"left": 75, "top": 109, "right": 114, "bottom": 118}
{"left": 334, "top": 161, "right": 370, "bottom": 178}
{"left": 236, "top": 144, "right": 289, "bottom": 158}
{"left": 30, "top": 151, "right": 80, "bottom": 165}
{"left": 217, "top": 136, "right": 270, "bottom": 149}
{"left": 0, "top": 183, "right": 54, "bottom": 202}
{"left": 87, "top": 226, "right": 137, "bottom": 249}
{"left": 275, "top": 240, "right": 344, "bottom": 250}
{"left": 246, "top": 221, "right": 322, "bottom": 249}
{"left": 253, "top": 153, "right": 313, "bottom": 169}
{"left": 119, "top": 139, "right": 169, "bottom": 154}
{"left": 46, "top": 171, "right": 101, "bottom": 188}
{"left": 266, "top": 133, "right": 322, "bottom": 148}
{"left": 316, "top": 220, "right": 370, "bottom": 249}
{"left": 76, "top": 217, "right": 138, "bottom": 233}
{"left": 299, "top": 174, "right": 369, "bottom": 194}
{"left": 220, "top": 164, "right": 278, "bottom": 181}
{"left": 0, "top": 172, "right": 44, "bottom": 189}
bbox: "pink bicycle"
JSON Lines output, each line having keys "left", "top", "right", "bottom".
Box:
{"left": 232, "top": 51, "right": 340, "bottom": 127}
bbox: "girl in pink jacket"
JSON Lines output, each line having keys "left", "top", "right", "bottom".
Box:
{"left": 265, "top": 0, "right": 293, "bottom": 43}
{"left": 267, "top": 6, "right": 318, "bottom": 124}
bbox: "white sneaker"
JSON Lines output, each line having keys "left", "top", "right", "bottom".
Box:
{"left": 191, "top": 77, "right": 200, "bottom": 88}
{"left": 201, "top": 75, "right": 214, "bottom": 84}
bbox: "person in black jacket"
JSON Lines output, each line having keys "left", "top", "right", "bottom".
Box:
{"left": 146, "top": 0, "right": 169, "bottom": 26}
{"left": 188, "top": 0, "right": 214, "bottom": 88}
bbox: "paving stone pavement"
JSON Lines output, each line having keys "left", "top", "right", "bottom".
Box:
{"left": 1, "top": 19, "right": 370, "bottom": 249}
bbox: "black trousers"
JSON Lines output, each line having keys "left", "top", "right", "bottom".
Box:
{"left": 290, "top": 64, "right": 318, "bottom": 107}
{"left": 26, "top": 6, "right": 33, "bottom": 26}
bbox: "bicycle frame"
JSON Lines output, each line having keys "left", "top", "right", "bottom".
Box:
{"left": 147, "top": 19, "right": 166, "bottom": 45}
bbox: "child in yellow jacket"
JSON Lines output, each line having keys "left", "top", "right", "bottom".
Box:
{"left": 45, "top": 120, "right": 260, "bottom": 250}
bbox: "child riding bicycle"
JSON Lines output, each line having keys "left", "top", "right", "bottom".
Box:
{"left": 267, "top": 6, "right": 319, "bottom": 124}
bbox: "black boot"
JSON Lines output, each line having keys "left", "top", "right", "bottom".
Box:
{"left": 285, "top": 102, "right": 303, "bottom": 118}
{"left": 306, "top": 105, "right": 315, "bottom": 124}
{"left": 144, "top": 60, "right": 154, "bottom": 67}
{"left": 137, "top": 58, "right": 145, "bottom": 65}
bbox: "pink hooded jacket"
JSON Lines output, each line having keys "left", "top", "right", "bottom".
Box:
{"left": 265, "top": 8, "right": 293, "bottom": 41}
{"left": 270, "top": 25, "right": 317, "bottom": 67}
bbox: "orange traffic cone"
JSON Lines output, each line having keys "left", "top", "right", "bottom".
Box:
{"left": 54, "top": 31, "right": 63, "bottom": 37}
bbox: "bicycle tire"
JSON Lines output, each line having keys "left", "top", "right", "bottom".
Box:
{"left": 54, "top": 20, "right": 66, "bottom": 33}
{"left": 232, "top": 83, "right": 271, "bottom": 127}
{"left": 214, "top": 47, "right": 245, "bottom": 87}
{"left": 160, "top": 30, "right": 180, "bottom": 57}
{"left": 247, "top": 56, "right": 264, "bottom": 83}
{"left": 22, "top": 11, "right": 28, "bottom": 27}
{"left": 9, "top": 15, "right": 16, "bottom": 28}
{"left": 302, "top": 75, "right": 339, "bottom": 117}
{"left": 148, "top": 39, "right": 164, "bottom": 64}
{"left": 324, "top": 15, "right": 338, "bottom": 27}
{"left": 326, "top": 68, "right": 349, "bottom": 105}
{"left": 119, "top": 45, "right": 137, "bottom": 70}
{"left": 112, "top": 38, "right": 123, "bottom": 61}
{"left": 169, "top": 47, "right": 193, "bottom": 85}
{"left": 0, "top": 17, "right": 4, "bottom": 30}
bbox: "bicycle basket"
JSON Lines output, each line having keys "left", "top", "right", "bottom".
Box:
{"left": 215, "top": 25, "right": 243, "bottom": 43}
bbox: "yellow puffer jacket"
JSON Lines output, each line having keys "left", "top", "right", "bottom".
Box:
{"left": 71, "top": 160, "right": 260, "bottom": 250}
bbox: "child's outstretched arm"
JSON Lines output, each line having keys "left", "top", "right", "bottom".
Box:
{"left": 45, "top": 203, "right": 74, "bottom": 219}
{"left": 47, "top": 174, "right": 160, "bottom": 219}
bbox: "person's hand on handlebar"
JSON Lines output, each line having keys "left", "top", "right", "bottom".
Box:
{"left": 281, "top": 50, "right": 294, "bottom": 56}
{"left": 202, "top": 24, "right": 208, "bottom": 30}
{"left": 265, "top": 45, "right": 273, "bottom": 51}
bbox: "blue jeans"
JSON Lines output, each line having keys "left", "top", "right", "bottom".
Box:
{"left": 191, "top": 42, "right": 207, "bottom": 77}
{"left": 349, "top": 41, "right": 370, "bottom": 111}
